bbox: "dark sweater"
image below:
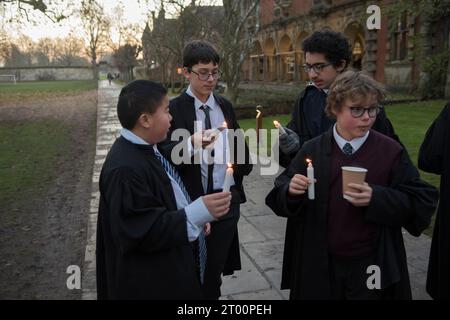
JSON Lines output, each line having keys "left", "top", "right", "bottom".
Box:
{"left": 327, "top": 130, "right": 402, "bottom": 257}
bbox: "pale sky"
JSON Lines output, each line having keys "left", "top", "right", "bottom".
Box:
{"left": 5, "top": 0, "right": 157, "bottom": 41}
{"left": 5, "top": 0, "right": 222, "bottom": 41}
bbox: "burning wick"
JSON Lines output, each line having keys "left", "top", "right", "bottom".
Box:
{"left": 306, "top": 158, "right": 315, "bottom": 200}
{"left": 273, "top": 120, "right": 287, "bottom": 135}
{"left": 222, "top": 163, "right": 234, "bottom": 192}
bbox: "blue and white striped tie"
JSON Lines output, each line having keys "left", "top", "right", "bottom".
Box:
{"left": 154, "top": 149, "right": 207, "bottom": 284}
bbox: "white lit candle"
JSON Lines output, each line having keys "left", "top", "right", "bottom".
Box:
{"left": 222, "top": 163, "right": 234, "bottom": 192}
{"left": 306, "top": 159, "right": 315, "bottom": 200}
{"left": 273, "top": 120, "right": 287, "bottom": 135}
{"left": 208, "top": 121, "right": 227, "bottom": 138}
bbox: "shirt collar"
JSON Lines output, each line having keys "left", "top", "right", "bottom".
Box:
{"left": 186, "top": 85, "right": 216, "bottom": 111}
{"left": 332, "top": 124, "right": 369, "bottom": 153}
{"left": 121, "top": 128, "right": 149, "bottom": 145}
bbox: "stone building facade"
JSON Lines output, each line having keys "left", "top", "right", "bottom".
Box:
{"left": 243, "top": 0, "right": 450, "bottom": 97}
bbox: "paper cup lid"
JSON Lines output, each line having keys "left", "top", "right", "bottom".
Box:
{"left": 341, "top": 166, "right": 368, "bottom": 173}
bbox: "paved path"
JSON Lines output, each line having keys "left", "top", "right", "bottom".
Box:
{"left": 82, "top": 81, "right": 432, "bottom": 300}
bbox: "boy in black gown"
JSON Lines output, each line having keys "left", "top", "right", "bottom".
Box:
{"left": 96, "top": 80, "right": 232, "bottom": 299}
{"left": 266, "top": 71, "right": 438, "bottom": 299}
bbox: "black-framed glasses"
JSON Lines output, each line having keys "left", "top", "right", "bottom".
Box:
{"left": 302, "top": 63, "right": 332, "bottom": 73}
{"left": 189, "top": 69, "right": 221, "bottom": 81}
{"left": 349, "top": 105, "right": 382, "bottom": 118}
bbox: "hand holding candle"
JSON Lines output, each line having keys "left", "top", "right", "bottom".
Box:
{"left": 273, "top": 120, "right": 287, "bottom": 135}
{"left": 222, "top": 163, "right": 235, "bottom": 192}
{"left": 306, "top": 159, "right": 315, "bottom": 200}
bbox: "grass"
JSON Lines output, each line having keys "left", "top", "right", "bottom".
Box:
{"left": 0, "top": 80, "right": 97, "bottom": 96}
{"left": 0, "top": 120, "right": 70, "bottom": 206}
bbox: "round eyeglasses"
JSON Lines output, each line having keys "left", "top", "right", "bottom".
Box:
{"left": 302, "top": 63, "right": 332, "bottom": 73}
{"left": 190, "top": 69, "right": 221, "bottom": 81}
{"left": 349, "top": 105, "right": 382, "bottom": 118}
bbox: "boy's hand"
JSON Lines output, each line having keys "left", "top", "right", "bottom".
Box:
{"left": 288, "top": 174, "right": 313, "bottom": 196}
{"left": 203, "top": 192, "right": 231, "bottom": 219}
{"left": 345, "top": 183, "right": 372, "bottom": 207}
{"left": 191, "top": 131, "right": 215, "bottom": 149}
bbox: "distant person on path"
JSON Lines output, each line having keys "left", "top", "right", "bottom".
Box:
{"left": 107, "top": 72, "right": 114, "bottom": 85}
{"left": 266, "top": 71, "right": 438, "bottom": 300}
{"left": 96, "top": 80, "right": 232, "bottom": 299}
{"left": 277, "top": 30, "right": 399, "bottom": 168}
{"left": 418, "top": 101, "right": 450, "bottom": 300}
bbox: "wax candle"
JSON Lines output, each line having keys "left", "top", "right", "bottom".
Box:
{"left": 306, "top": 159, "right": 315, "bottom": 200}
{"left": 207, "top": 121, "right": 227, "bottom": 139}
{"left": 273, "top": 120, "right": 287, "bottom": 135}
{"left": 222, "top": 163, "right": 234, "bottom": 192}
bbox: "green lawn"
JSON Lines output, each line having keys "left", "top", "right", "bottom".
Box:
{"left": 0, "top": 80, "right": 97, "bottom": 95}
{"left": 0, "top": 120, "right": 70, "bottom": 205}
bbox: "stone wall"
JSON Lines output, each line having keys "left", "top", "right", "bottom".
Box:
{"left": 384, "top": 62, "right": 413, "bottom": 91}
{"left": 0, "top": 66, "right": 94, "bottom": 81}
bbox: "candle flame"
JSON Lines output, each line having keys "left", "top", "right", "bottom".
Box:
{"left": 222, "top": 121, "right": 228, "bottom": 128}
{"left": 273, "top": 120, "right": 280, "bottom": 128}
{"left": 227, "top": 163, "right": 233, "bottom": 169}
{"left": 306, "top": 158, "right": 312, "bottom": 164}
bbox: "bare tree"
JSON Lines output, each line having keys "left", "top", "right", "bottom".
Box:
{"left": 218, "top": 0, "right": 259, "bottom": 105}
{"left": 79, "top": 0, "right": 110, "bottom": 80}
{"left": 0, "top": 0, "right": 68, "bottom": 22}
{"left": 55, "top": 36, "right": 87, "bottom": 66}
{"left": 142, "top": 0, "right": 221, "bottom": 90}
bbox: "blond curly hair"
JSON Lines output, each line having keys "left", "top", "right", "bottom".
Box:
{"left": 325, "top": 70, "right": 386, "bottom": 119}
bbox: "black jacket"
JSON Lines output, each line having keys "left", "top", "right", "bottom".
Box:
{"left": 96, "top": 137, "right": 203, "bottom": 299}
{"left": 418, "top": 101, "right": 450, "bottom": 299}
{"left": 266, "top": 129, "right": 438, "bottom": 299}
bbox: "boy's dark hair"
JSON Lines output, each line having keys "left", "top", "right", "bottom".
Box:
{"left": 183, "top": 40, "right": 220, "bottom": 69}
{"left": 117, "top": 80, "right": 167, "bottom": 130}
{"left": 302, "top": 30, "right": 351, "bottom": 69}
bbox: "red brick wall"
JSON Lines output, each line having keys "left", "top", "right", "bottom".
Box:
{"left": 260, "top": 0, "right": 274, "bottom": 26}
{"left": 291, "top": 0, "right": 312, "bottom": 15}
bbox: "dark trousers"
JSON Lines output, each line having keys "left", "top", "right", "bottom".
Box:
{"left": 202, "top": 200, "right": 240, "bottom": 300}
{"left": 329, "top": 253, "right": 383, "bottom": 300}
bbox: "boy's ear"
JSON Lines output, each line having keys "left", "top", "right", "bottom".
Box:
{"left": 183, "top": 67, "right": 191, "bottom": 80}
{"left": 137, "top": 113, "right": 152, "bottom": 129}
{"left": 336, "top": 59, "right": 347, "bottom": 73}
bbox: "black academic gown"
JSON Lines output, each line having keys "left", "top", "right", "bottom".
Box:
{"left": 279, "top": 85, "right": 399, "bottom": 168}
{"left": 96, "top": 137, "right": 203, "bottom": 300}
{"left": 266, "top": 128, "right": 438, "bottom": 299}
{"left": 159, "top": 91, "right": 253, "bottom": 298}
{"left": 418, "top": 101, "right": 450, "bottom": 300}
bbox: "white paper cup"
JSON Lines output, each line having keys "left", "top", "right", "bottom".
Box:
{"left": 342, "top": 166, "right": 368, "bottom": 200}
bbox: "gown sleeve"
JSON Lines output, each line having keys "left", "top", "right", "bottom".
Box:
{"left": 102, "top": 167, "right": 189, "bottom": 254}
{"left": 418, "top": 103, "right": 450, "bottom": 175}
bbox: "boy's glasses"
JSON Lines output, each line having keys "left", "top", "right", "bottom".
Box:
{"left": 302, "top": 63, "right": 331, "bottom": 73}
{"left": 190, "top": 69, "right": 221, "bottom": 81}
{"left": 349, "top": 105, "right": 381, "bottom": 118}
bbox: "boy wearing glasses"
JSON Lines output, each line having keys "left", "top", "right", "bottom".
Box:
{"left": 160, "top": 40, "right": 252, "bottom": 299}
{"left": 266, "top": 71, "right": 438, "bottom": 300}
{"left": 278, "top": 30, "right": 398, "bottom": 168}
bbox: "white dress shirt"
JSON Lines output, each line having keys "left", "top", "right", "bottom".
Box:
{"left": 333, "top": 124, "right": 370, "bottom": 154}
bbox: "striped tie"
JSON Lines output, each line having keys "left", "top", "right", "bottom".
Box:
{"left": 154, "top": 149, "right": 207, "bottom": 284}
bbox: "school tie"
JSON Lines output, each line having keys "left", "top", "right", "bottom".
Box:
{"left": 154, "top": 149, "right": 207, "bottom": 284}
{"left": 343, "top": 142, "right": 353, "bottom": 155}
{"left": 200, "top": 105, "right": 214, "bottom": 193}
